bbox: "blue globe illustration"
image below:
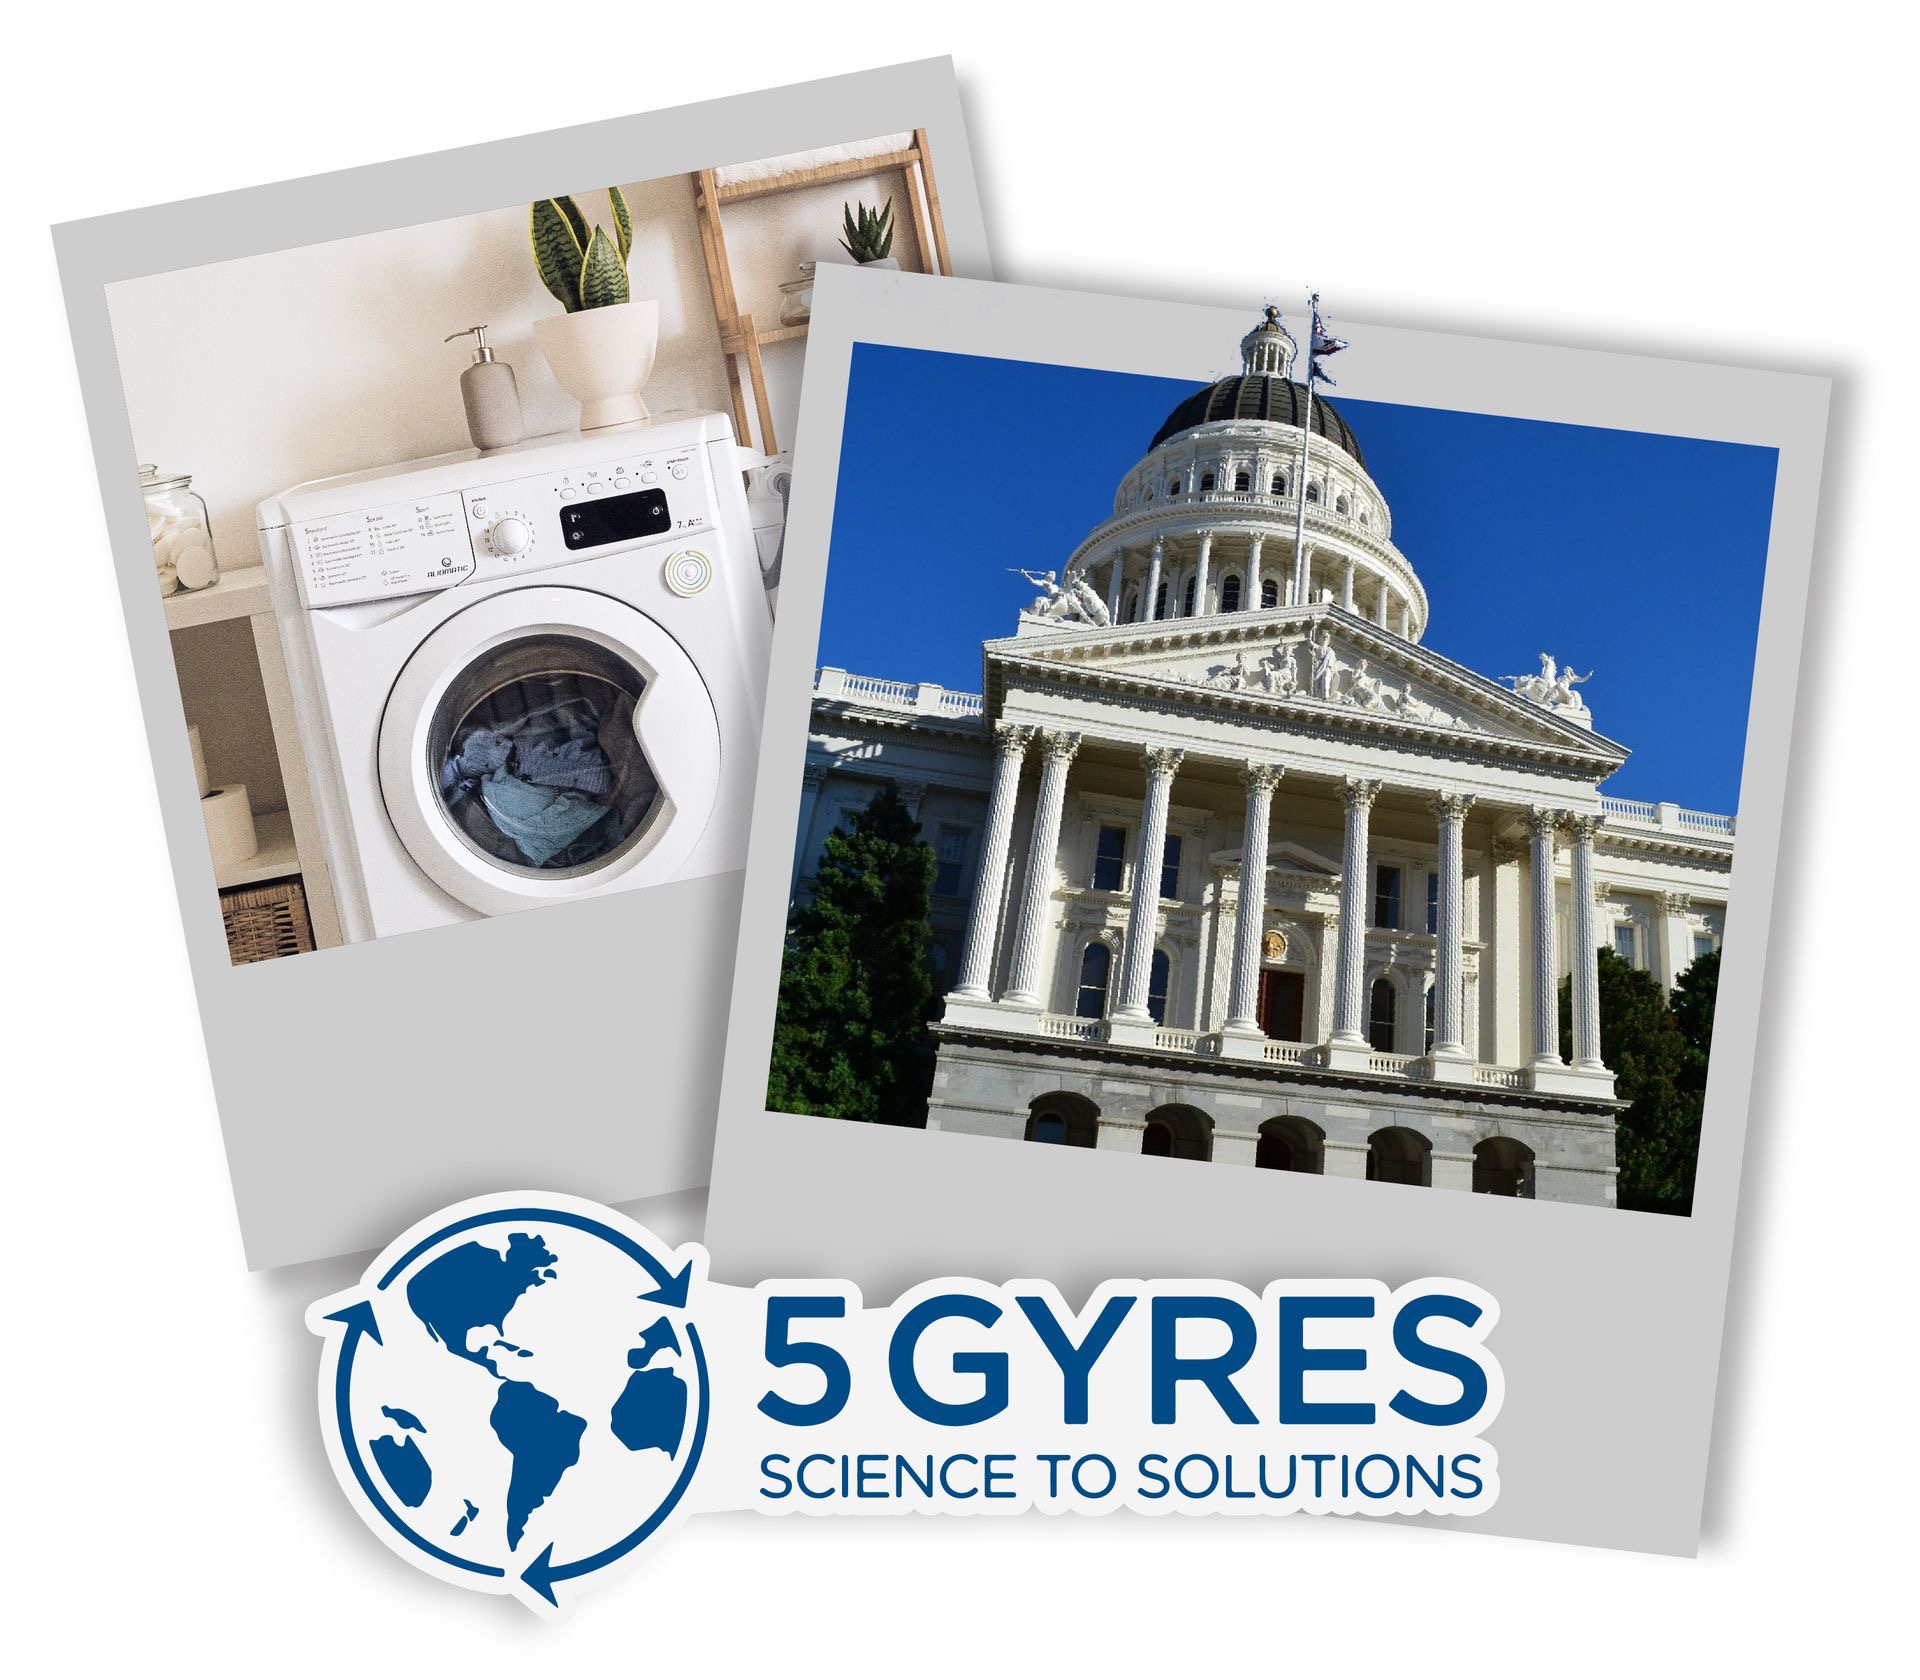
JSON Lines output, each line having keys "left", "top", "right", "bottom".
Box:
{"left": 316, "top": 1204, "right": 707, "bottom": 1609}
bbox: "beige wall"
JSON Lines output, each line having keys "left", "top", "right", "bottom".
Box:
{"left": 103, "top": 158, "right": 918, "bottom": 573}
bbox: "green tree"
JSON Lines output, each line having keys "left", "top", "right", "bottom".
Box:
{"left": 766, "top": 785, "right": 936, "bottom": 1125}
{"left": 1560, "top": 948, "right": 1704, "bottom": 1216}
{"left": 1669, "top": 948, "right": 1721, "bottom": 1093}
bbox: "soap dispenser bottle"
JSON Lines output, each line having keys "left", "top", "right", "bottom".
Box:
{"left": 444, "top": 325, "right": 524, "bottom": 450}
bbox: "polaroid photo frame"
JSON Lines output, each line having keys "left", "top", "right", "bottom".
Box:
{"left": 53, "top": 60, "right": 990, "bottom": 1270}
{"left": 705, "top": 266, "right": 1828, "bottom": 1554}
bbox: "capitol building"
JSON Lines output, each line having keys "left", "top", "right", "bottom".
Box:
{"left": 790, "top": 309, "right": 1734, "bottom": 1205}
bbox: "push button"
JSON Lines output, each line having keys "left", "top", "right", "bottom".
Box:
{"left": 664, "top": 549, "right": 712, "bottom": 597}
{"left": 670, "top": 464, "right": 688, "bottom": 480}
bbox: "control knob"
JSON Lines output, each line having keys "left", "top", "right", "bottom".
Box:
{"left": 489, "top": 515, "right": 533, "bottom": 556}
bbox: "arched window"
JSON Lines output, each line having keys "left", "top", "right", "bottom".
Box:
{"left": 1473, "top": 1137, "right": 1536, "bottom": 1197}
{"left": 1233, "top": 471, "right": 1250, "bottom": 492}
{"left": 1368, "top": 977, "right": 1398, "bottom": 1053}
{"left": 1260, "top": 578, "right": 1280, "bottom": 609}
{"left": 1360, "top": 509, "right": 1371, "bottom": 526}
{"left": 1271, "top": 472, "right": 1288, "bottom": 495}
{"left": 1335, "top": 493, "right": 1350, "bottom": 514}
{"left": 1200, "top": 472, "right": 1216, "bottom": 492}
{"left": 1220, "top": 574, "right": 1242, "bottom": 612}
{"left": 1147, "top": 949, "right": 1171, "bottom": 1025}
{"left": 1306, "top": 482, "right": 1321, "bottom": 503}
{"left": 1076, "top": 943, "right": 1111, "bottom": 1019}
{"left": 1143, "top": 1104, "right": 1213, "bottom": 1161}
{"left": 1256, "top": 1116, "right": 1325, "bottom": 1174}
{"left": 1154, "top": 581, "right": 1169, "bottom": 618}
{"left": 1168, "top": 477, "right": 1182, "bottom": 496}
{"left": 1367, "top": 1126, "right": 1432, "bottom": 1187}
{"left": 1123, "top": 590, "right": 1140, "bottom": 623}
{"left": 1424, "top": 986, "right": 1435, "bottom": 1053}
{"left": 1182, "top": 577, "right": 1197, "bottom": 616}
{"left": 1027, "top": 1093, "right": 1099, "bottom": 1148}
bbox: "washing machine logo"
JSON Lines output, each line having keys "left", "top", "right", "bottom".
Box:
{"left": 307, "top": 1195, "right": 709, "bottom": 1616}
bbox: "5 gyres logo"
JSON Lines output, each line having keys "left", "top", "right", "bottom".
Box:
{"left": 308, "top": 1194, "right": 708, "bottom": 1616}
{"left": 312, "top": 1192, "right": 1502, "bottom": 1618}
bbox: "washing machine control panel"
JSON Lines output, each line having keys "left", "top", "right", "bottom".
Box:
{"left": 289, "top": 443, "right": 716, "bottom": 607}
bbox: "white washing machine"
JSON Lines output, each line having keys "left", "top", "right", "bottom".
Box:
{"left": 258, "top": 414, "right": 774, "bottom": 943}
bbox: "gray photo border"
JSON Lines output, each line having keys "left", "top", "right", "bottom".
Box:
{"left": 705, "top": 265, "right": 1830, "bottom": 1554}
{"left": 52, "top": 59, "right": 992, "bottom": 1272}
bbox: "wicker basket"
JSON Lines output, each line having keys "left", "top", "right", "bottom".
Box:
{"left": 220, "top": 877, "right": 315, "bottom": 965}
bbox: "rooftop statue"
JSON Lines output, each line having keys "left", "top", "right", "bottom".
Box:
{"left": 1013, "top": 567, "right": 1112, "bottom": 627}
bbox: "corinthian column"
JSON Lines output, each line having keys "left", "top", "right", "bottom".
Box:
{"left": 1144, "top": 536, "right": 1164, "bottom": 622}
{"left": 1111, "top": 746, "right": 1184, "bottom": 1021}
{"left": 1568, "top": 814, "right": 1605, "bottom": 1070}
{"left": 948, "top": 722, "right": 1032, "bottom": 1002}
{"left": 1528, "top": 808, "right": 1563, "bottom": 1068}
{"left": 1194, "top": 531, "right": 1213, "bottom": 616}
{"left": 1331, "top": 778, "right": 1381, "bottom": 1045}
{"left": 1430, "top": 792, "right": 1474, "bottom": 1058}
{"left": 1106, "top": 550, "right": 1125, "bottom": 621}
{"left": 1224, "top": 765, "right": 1284, "bottom": 1032}
{"left": 1002, "top": 732, "right": 1082, "bottom": 1006}
{"left": 1246, "top": 535, "right": 1264, "bottom": 611}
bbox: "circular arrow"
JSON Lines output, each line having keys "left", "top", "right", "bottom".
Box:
{"left": 324, "top": 1301, "right": 505, "bottom": 1578}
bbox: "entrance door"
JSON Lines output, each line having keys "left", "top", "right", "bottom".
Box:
{"left": 1257, "top": 969, "right": 1305, "bottom": 1040}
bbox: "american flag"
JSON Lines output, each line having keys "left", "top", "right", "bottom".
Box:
{"left": 1310, "top": 296, "right": 1348, "bottom": 385}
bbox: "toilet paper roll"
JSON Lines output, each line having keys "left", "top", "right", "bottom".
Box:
{"left": 187, "top": 725, "right": 210, "bottom": 798}
{"left": 202, "top": 784, "right": 258, "bottom": 874}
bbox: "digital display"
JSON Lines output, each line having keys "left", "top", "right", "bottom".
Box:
{"left": 559, "top": 488, "right": 672, "bottom": 550}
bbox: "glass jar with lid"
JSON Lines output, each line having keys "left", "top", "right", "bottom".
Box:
{"left": 139, "top": 464, "right": 220, "bottom": 595}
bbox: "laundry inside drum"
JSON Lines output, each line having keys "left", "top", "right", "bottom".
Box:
{"left": 428, "top": 634, "right": 661, "bottom": 875}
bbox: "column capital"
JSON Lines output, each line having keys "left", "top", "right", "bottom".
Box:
{"left": 1527, "top": 804, "right": 1567, "bottom": 837}
{"left": 1142, "top": 744, "right": 1185, "bottom": 778}
{"left": 1564, "top": 812, "right": 1602, "bottom": 843}
{"left": 1342, "top": 776, "right": 1383, "bottom": 811}
{"left": 1661, "top": 890, "right": 1693, "bottom": 914}
{"left": 1039, "top": 729, "right": 1083, "bottom": 765}
{"left": 1428, "top": 790, "right": 1474, "bottom": 821}
{"left": 991, "top": 720, "right": 1035, "bottom": 755}
{"left": 800, "top": 762, "right": 829, "bottom": 789}
{"left": 1243, "top": 761, "right": 1285, "bottom": 793}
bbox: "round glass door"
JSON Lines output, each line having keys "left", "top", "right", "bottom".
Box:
{"left": 427, "top": 634, "right": 660, "bottom": 876}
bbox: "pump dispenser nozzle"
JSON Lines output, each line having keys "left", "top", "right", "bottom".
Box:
{"left": 444, "top": 325, "right": 523, "bottom": 450}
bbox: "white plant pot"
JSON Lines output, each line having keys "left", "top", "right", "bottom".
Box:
{"left": 533, "top": 299, "right": 660, "bottom": 431}
{"left": 858, "top": 257, "right": 902, "bottom": 271}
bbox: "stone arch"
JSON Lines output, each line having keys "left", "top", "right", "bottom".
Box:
{"left": 1256, "top": 1115, "right": 1325, "bottom": 1174}
{"left": 1367, "top": 1126, "right": 1432, "bottom": 1187}
{"left": 1142, "top": 1103, "right": 1213, "bottom": 1162}
{"left": 1026, "top": 1092, "right": 1100, "bottom": 1149}
{"left": 1473, "top": 1136, "right": 1536, "bottom": 1197}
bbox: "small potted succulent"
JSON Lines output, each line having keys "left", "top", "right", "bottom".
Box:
{"left": 838, "top": 197, "right": 899, "bottom": 269}
{"left": 528, "top": 187, "right": 659, "bottom": 430}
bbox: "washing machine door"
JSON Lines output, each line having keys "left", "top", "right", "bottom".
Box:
{"left": 377, "top": 586, "right": 721, "bottom": 917}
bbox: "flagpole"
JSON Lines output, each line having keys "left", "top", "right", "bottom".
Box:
{"left": 1290, "top": 290, "right": 1317, "bottom": 607}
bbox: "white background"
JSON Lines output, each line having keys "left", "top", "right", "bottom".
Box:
{"left": 5, "top": 2, "right": 1904, "bottom": 1671}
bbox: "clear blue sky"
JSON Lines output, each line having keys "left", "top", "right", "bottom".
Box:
{"left": 818, "top": 343, "right": 1778, "bottom": 813}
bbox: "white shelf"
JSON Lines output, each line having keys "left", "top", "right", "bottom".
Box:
{"left": 214, "top": 807, "right": 300, "bottom": 889}
{"left": 165, "top": 564, "right": 272, "bottom": 631}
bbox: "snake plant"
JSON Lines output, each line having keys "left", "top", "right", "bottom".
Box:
{"left": 530, "top": 187, "right": 634, "bottom": 312}
{"left": 838, "top": 197, "right": 895, "bottom": 264}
